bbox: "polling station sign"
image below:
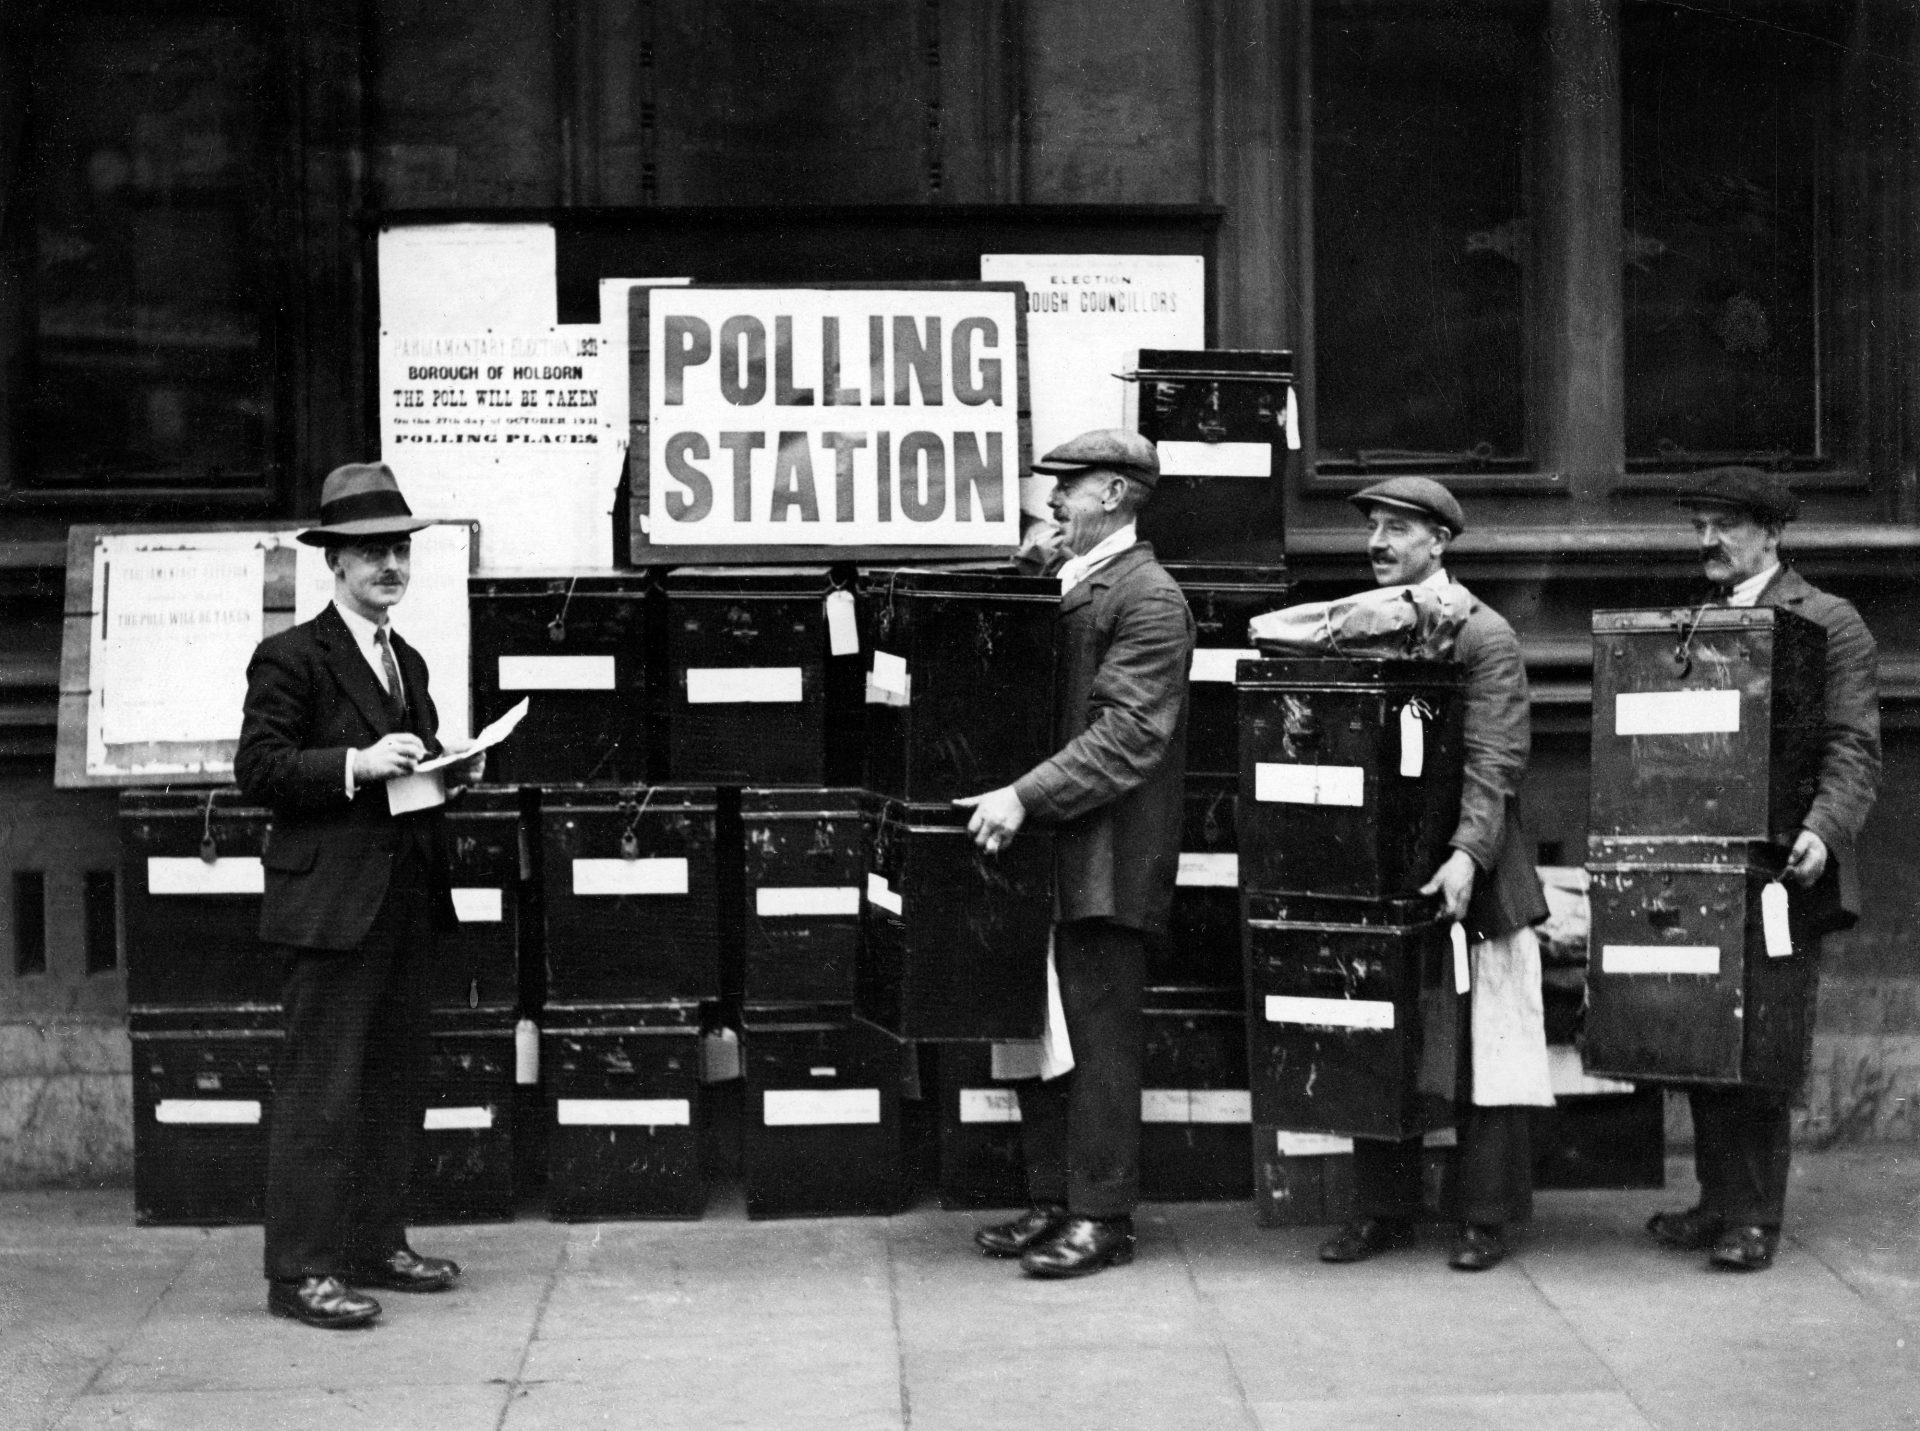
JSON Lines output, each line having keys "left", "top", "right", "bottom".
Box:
{"left": 643, "top": 286, "right": 1025, "bottom": 549}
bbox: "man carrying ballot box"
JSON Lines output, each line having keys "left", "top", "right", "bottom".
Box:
{"left": 957, "top": 429, "right": 1195, "bottom": 1278}
{"left": 236, "top": 462, "right": 482, "bottom": 1328}
{"left": 1645, "top": 467, "right": 1880, "bottom": 1271}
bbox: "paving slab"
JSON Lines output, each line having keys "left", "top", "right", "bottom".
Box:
{"left": 50, "top": 1384, "right": 509, "bottom": 1431}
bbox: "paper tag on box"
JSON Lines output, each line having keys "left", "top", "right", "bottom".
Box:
{"left": 1400, "top": 703, "right": 1425, "bottom": 778}
{"left": 826, "top": 589, "right": 860, "bottom": 655}
{"left": 1452, "top": 922, "right": 1471, "bottom": 994}
{"left": 871, "top": 650, "right": 908, "bottom": 694}
{"left": 1762, "top": 881, "right": 1793, "bottom": 957}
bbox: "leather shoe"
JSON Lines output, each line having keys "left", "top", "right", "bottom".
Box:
{"left": 1647, "top": 1206, "right": 1724, "bottom": 1251}
{"left": 975, "top": 1204, "right": 1069, "bottom": 1259}
{"left": 349, "top": 1246, "right": 462, "bottom": 1293}
{"left": 1020, "top": 1215, "right": 1135, "bottom": 1278}
{"left": 268, "top": 1276, "right": 380, "bottom": 1329}
{"left": 1709, "top": 1224, "right": 1778, "bottom": 1272}
{"left": 1318, "top": 1217, "right": 1415, "bottom": 1264}
{"left": 1449, "top": 1224, "right": 1507, "bottom": 1272}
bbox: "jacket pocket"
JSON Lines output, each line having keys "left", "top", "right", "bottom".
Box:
{"left": 261, "top": 828, "right": 319, "bottom": 873}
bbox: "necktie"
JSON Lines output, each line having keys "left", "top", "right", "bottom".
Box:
{"left": 374, "top": 627, "right": 408, "bottom": 727}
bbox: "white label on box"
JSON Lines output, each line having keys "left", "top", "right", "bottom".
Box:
{"left": 1141, "top": 1089, "right": 1191, "bottom": 1123}
{"left": 1615, "top": 689, "right": 1741, "bottom": 736}
{"left": 1601, "top": 944, "right": 1721, "bottom": 975}
{"left": 1142, "top": 1089, "right": 1251, "bottom": 1123}
{"left": 1177, "top": 852, "right": 1239, "bottom": 887}
{"left": 1275, "top": 1130, "right": 1353, "bottom": 1157}
{"left": 498, "top": 654, "right": 616, "bottom": 691}
{"left": 1254, "top": 762, "right": 1366, "bottom": 807}
{"left": 763, "top": 1088, "right": 881, "bottom": 1126}
{"left": 1265, "top": 995, "right": 1396, "bottom": 1030}
{"left": 826, "top": 589, "right": 860, "bottom": 655}
{"left": 990, "top": 1041, "right": 1044, "bottom": 1081}
{"left": 451, "top": 887, "right": 503, "bottom": 923}
{"left": 871, "top": 650, "right": 909, "bottom": 695}
{"left": 573, "top": 858, "right": 689, "bottom": 896}
{"left": 155, "top": 1099, "right": 261, "bottom": 1125}
{"left": 1762, "top": 881, "right": 1793, "bottom": 957}
{"left": 755, "top": 885, "right": 862, "bottom": 917}
{"left": 147, "top": 857, "right": 264, "bottom": 896}
{"left": 1547, "top": 1044, "right": 1634, "bottom": 1097}
{"left": 1423, "top": 1127, "right": 1459, "bottom": 1149}
{"left": 423, "top": 1106, "right": 493, "bottom": 1131}
{"left": 1154, "top": 440, "right": 1273, "bottom": 477}
{"left": 557, "top": 1098, "right": 692, "bottom": 1127}
{"left": 1400, "top": 703, "right": 1425, "bottom": 778}
{"left": 686, "top": 666, "right": 804, "bottom": 704}
{"left": 866, "top": 872, "right": 903, "bottom": 915}
{"left": 1190, "top": 647, "right": 1259, "bottom": 683}
{"left": 960, "top": 1088, "right": 1023, "bottom": 1123}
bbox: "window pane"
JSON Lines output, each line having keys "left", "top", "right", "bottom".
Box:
{"left": 1313, "top": 0, "right": 1535, "bottom": 471}
{"left": 26, "top": 14, "right": 275, "bottom": 489}
{"left": 1622, "top": 1, "right": 1849, "bottom": 468}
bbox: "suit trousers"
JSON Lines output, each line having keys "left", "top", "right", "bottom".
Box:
{"left": 1353, "top": 1105, "right": 1534, "bottom": 1229}
{"left": 1688, "top": 1086, "right": 1792, "bottom": 1228}
{"left": 1015, "top": 919, "right": 1147, "bottom": 1220}
{"left": 263, "top": 844, "right": 435, "bottom": 1282}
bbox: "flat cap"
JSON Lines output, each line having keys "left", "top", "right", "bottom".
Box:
{"left": 1031, "top": 428, "right": 1161, "bottom": 488}
{"left": 1674, "top": 466, "right": 1799, "bottom": 525}
{"left": 1349, "top": 476, "right": 1467, "bottom": 536}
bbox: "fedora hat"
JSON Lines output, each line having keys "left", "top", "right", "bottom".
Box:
{"left": 297, "top": 463, "right": 434, "bottom": 546}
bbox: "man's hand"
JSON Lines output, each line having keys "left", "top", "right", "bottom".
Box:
{"left": 1784, "top": 828, "right": 1829, "bottom": 888}
{"left": 1420, "top": 848, "right": 1479, "bottom": 922}
{"left": 352, "top": 733, "right": 427, "bottom": 783}
{"left": 954, "top": 786, "right": 1026, "bottom": 853}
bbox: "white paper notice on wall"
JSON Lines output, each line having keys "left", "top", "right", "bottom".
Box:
{"left": 1452, "top": 923, "right": 1471, "bottom": 994}
{"left": 1190, "top": 647, "right": 1259, "bottom": 684}
{"left": 556, "top": 1098, "right": 691, "bottom": 1126}
{"left": 1762, "top": 882, "right": 1793, "bottom": 957}
{"left": 1176, "top": 853, "right": 1239, "bottom": 888}
{"left": 423, "top": 1106, "right": 493, "bottom": 1131}
{"left": 1255, "top": 763, "right": 1366, "bottom": 807}
{"left": 499, "top": 655, "right": 617, "bottom": 691}
{"left": 451, "top": 887, "right": 503, "bottom": 923}
{"left": 866, "top": 872, "right": 903, "bottom": 915}
{"left": 754, "top": 886, "right": 862, "bottom": 917}
{"left": 685, "top": 667, "right": 804, "bottom": 704}
{"left": 826, "top": 590, "right": 860, "bottom": 655}
{"left": 960, "top": 1088, "right": 1023, "bottom": 1124}
{"left": 573, "top": 858, "right": 690, "bottom": 896}
{"left": 763, "top": 1088, "right": 881, "bottom": 1127}
{"left": 1154, "top": 441, "right": 1273, "bottom": 478}
{"left": 147, "top": 857, "right": 264, "bottom": 896}
{"left": 1265, "top": 995, "right": 1396, "bottom": 1030}
{"left": 156, "top": 1100, "right": 261, "bottom": 1125}
{"left": 1400, "top": 704, "right": 1426, "bottom": 778}
{"left": 1276, "top": 1130, "right": 1354, "bottom": 1157}
{"left": 1601, "top": 945, "right": 1721, "bottom": 975}
{"left": 1615, "top": 689, "right": 1742, "bottom": 736}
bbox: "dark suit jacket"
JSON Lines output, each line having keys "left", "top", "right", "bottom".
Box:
{"left": 1446, "top": 581, "right": 1549, "bottom": 943}
{"left": 235, "top": 602, "right": 457, "bottom": 951}
{"left": 1013, "top": 542, "right": 1195, "bottom": 935}
{"left": 1759, "top": 566, "right": 1881, "bottom": 930}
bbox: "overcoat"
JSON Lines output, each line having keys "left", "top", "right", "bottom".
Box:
{"left": 234, "top": 602, "right": 458, "bottom": 951}
{"left": 1012, "top": 542, "right": 1195, "bottom": 935}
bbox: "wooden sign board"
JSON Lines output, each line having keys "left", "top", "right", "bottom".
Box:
{"left": 56, "top": 522, "right": 475, "bottom": 789}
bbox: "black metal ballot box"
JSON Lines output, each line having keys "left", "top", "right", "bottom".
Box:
{"left": 121, "top": 789, "right": 281, "bottom": 1010}
{"left": 932, "top": 1042, "right": 1030, "bottom": 1210}
{"left": 1583, "top": 837, "right": 1818, "bottom": 1090}
{"left": 131, "top": 1009, "right": 279, "bottom": 1225}
{"left": 740, "top": 787, "right": 866, "bottom": 1008}
{"left": 1253, "top": 1127, "right": 1359, "bottom": 1228}
{"left": 664, "top": 566, "right": 850, "bottom": 784}
{"left": 857, "top": 800, "right": 1053, "bottom": 1042}
{"left": 1529, "top": 1082, "right": 1666, "bottom": 1191}
{"left": 742, "top": 1008, "right": 905, "bottom": 1218}
{"left": 1589, "top": 606, "right": 1826, "bottom": 842}
{"left": 1237, "top": 658, "right": 1466, "bottom": 899}
{"left": 468, "top": 573, "right": 656, "bottom": 786}
{"left": 1132, "top": 349, "right": 1292, "bottom": 562}
{"left": 1243, "top": 892, "right": 1468, "bottom": 1141}
{"left": 1139, "top": 992, "right": 1253, "bottom": 1201}
{"left": 542, "top": 1002, "right": 707, "bottom": 1220}
{"left": 1154, "top": 776, "right": 1244, "bottom": 993}
{"left": 411, "top": 1012, "right": 517, "bottom": 1224}
{"left": 541, "top": 787, "right": 724, "bottom": 1004}
{"left": 1166, "top": 563, "right": 1294, "bottom": 779}
{"left": 858, "top": 566, "right": 1058, "bottom": 802}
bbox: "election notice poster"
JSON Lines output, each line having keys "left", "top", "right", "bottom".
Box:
{"left": 643, "top": 286, "right": 1024, "bottom": 550}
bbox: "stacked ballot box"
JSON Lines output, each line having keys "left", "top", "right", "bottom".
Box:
{"left": 1584, "top": 606, "right": 1828, "bottom": 1091}
{"left": 1156, "top": 777, "right": 1244, "bottom": 993}
{"left": 1167, "top": 563, "right": 1294, "bottom": 783}
{"left": 739, "top": 787, "right": 867, "bottom": 1008}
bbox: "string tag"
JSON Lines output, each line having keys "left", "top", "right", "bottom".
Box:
{"left": 1399, "top": 702, "right": 1426, "bottom": 778}
{"left": 826, "top": 589, "right": 859, "bottom": 655}
{"left": 1451, "top": 923, "right": 1471, "bottom": 994}
{"left": 1282, "top": 387, "right": 1301, "bottom": 449}
{"left": 515, "top": 1018, "right": 540, "bottom": 1085}
{"left": 1762, "top": 881, "right": 1793, "bottom": 957}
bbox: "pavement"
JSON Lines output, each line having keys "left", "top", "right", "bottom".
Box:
{"left": 3, "top": 1150, "right": 1918, "bottom": 1431}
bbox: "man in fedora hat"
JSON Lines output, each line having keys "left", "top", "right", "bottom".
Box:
{"left": 236, "top": 461, "right": 481, "bottom": 1328}
{"left": 957, "top": 429, "right": 1194, "bottom": 1278}
{"left": 1644, "top": 468, "right": 1880, "bottom": 1272}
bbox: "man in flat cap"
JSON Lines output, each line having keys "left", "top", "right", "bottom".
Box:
{"left": 1318, "top": 476, "right": 1554, "bottom": 1273}
{"left": 1645, "top": 467, "right": 1880, "bottom": 1271}
{"left": 236, "top": 462, "right": 481, "bottom": 1328}
{"left": 957, "top": 428, "right": 1195, "bottom": 1277}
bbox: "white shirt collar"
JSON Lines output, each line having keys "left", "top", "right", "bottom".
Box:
{"left": 1058, "top": 523, "right": 1138, "bottom": 595}
{"left": 333, "top": 599, "right": 399, "bottom": 691}
{"left": 1725, "top": 562, "right": 1781, "bottom": 608}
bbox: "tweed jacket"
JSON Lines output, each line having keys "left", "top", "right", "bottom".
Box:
{"left": 1012, "top": 542, "right": 1195, "bottom": 935}
{"left": 1758, "top": 566, "right": 1881, "bottom": 931}
{"left": 1445, "top": 581, "right": 1549, "bottom": 943}
{"left": 234, "top": 602, "right": 458, "bottom": 951}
